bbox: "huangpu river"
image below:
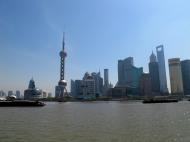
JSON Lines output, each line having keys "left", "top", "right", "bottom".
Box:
{"left": 0, "top": 101, "right": 190, "bottom": 142}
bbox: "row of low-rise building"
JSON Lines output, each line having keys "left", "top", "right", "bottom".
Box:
{"left": 1, "top": 85, "right": 53, "bottom": 100}
{"left": 0, "top": 90, "right": 7, "bottom": 97}
{"left": 0, "top": 90, "right": 22, "bottom": 99}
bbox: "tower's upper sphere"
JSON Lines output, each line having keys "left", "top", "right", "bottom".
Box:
{"left": 60, "top": 50, "right": 67, "bottom": 57}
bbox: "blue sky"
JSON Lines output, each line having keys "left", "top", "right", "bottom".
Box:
{"left": 1, "top": 0, "right": 190, "bottom": 94}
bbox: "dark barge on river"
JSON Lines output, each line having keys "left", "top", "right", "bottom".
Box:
{"left": 143, "top": 95, "right": 179, "bottom": 104}
{"left": 0, "top": 100, "right": 45, "bottom": 107}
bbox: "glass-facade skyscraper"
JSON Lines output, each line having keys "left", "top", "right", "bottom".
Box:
{"left": 168, "top": 58, "right": 183, "bottom": 95}
{"left": 117, "top": 57, "right": 143, "bottom": 89}
{"left": 156, "top": 45, "right": 168, "bottom": 93}
{"left": 181, "top": 60, "right": 190, "bottom": 95}
{"left": 149, "top": 52, "right": 160, "bottom": 93}
{"left": 104, "top": 69, "right": 109, "bottom": 89}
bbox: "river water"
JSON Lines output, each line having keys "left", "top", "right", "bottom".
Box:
{"left": 0, "top": 101, "right": 190, "bottom": 142}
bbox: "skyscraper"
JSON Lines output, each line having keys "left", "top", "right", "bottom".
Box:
{"left": 168, "top": 58, "right": 183, "bottom": 95}
{"left": 55, "top": 34, "right": 68, "bottom": 98}
{"left": 140, "top": 73, "right": 152, "bottom": 96}
{"left": 74, "top": 80, "right": 83, "bottom": 97}
{"left": 24, "top": 78, "right": 42, "bottom": 100}
{"left": 150, "top": 51, "right": 157, "bottom": 62}
{"left": 82, "top": 72, "right": 96, "bottom": 99}
{"left": 16, "top": 90, "right": 21, "bottom": 99}
{"left": 156, "top": 45, "right": 168, "bottom": 93}
{"left": 104, "top": 69, "right": 109, "bottom": 89}
{"left": 149, "top": 52, "right": 160, "bottom": 93}
{"left": 91, "top": 72, "right": 103, "bottom": 97}
{"left": 8, "top": 91, "right": 13, "bottom": 97}
{"left": 118, "top": 57, "right": 143, "bottom": 88}
{"left": 70, "top": 79, "right": 76, "bottom": 97}
{"left": 71, "top": 71, "right": 103, "bottom": 98}
{"left": 181, "top": 60, "right": 190, "bottom": 95}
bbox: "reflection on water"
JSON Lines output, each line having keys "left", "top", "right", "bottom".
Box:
{"left": 0, "top": 101, "right": 190, "bottom": 142}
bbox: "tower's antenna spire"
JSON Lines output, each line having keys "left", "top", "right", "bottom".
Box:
{"left": 63, "top": 32, "right": 65, "bottom": 50}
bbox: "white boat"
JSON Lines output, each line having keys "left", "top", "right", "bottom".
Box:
{"left": 0, "top": 97, "right": 6, "bottom": 101}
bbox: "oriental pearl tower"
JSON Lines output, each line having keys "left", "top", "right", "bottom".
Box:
{"left": 55, "top": 33, "right": 68, "bottom": 99}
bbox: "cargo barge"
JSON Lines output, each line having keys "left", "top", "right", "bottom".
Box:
{"left": 143, "top": 99, "right": 178, "bottom": 104}
{"left": 0, "top": 100, "right": 45, "bottom": 107}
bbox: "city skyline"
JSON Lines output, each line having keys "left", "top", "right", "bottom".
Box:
{"left": 1, "top": 0, "right": 190, "bottom": 94}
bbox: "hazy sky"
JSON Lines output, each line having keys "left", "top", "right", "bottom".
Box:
{"left": 1, "top": 0, "right": 190, "bottom": 94}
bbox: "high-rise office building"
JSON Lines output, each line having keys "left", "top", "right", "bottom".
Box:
{"left": 82, "top": 72, "right": 95, "bottom": 99}
{"left": 8, "top": 91, "right": 14, "bottom": 97}
{"left": 149, "top": 52, "right": 160, "bottom": 93}
{"left": 168, "top": 58, "right": 183, "bottom": 95}
{"left": 150, "top": 51, "right": 157, "bottom": 62}
{"left": 24, "top": 78, "right": 42, "bottom": 100}
{"left": 91, "top": 72, "right": 103, "bottom": 97}
{"left": 55, "top": 34, "right": 68, "bottom": 98}
{"left": 140, "top": 73, "right": 152, "bottom": 96}
{"left": 0, "top": 90, "right": 6, "bottom": 97}
{"left": 104, "top": 69, "right": 109, "bottom": 89}
{"left": 70, "top": 79, "right": 76, "bottom": 97}
{"left": 103, "top": 69, "right": 113, "bottom": 95}
{"left": 156, "top": 45, "right": 168, "bottom": 93}
{"left": 118, "top": 57, "right": 143, "bottom": 88}
{"left": 16, "top": 90, "right": 21, "bottom": 99}
{"left": 74, "top": 80, "right": 83, "bottom": 97}
{"left": 71, "top": 71, "right": 103, "bottom": 98}
{"left": 181, "top": 60, "right": 190, "bottom": 95}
